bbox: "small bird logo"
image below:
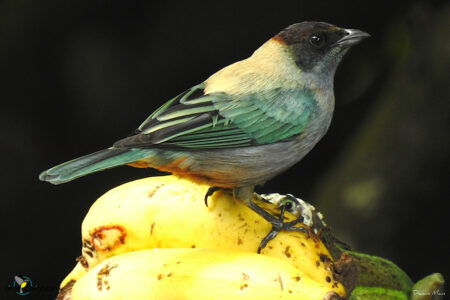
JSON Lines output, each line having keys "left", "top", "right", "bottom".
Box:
{"left": 14, "top": 275, "right": 32, "bottom": 295}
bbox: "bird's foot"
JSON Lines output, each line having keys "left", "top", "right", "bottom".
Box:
{"left": 247, "top": 197, "right": 308, "bottom": 253}
{"left": 204, "top": 186, "right": 222, "bottom": 207}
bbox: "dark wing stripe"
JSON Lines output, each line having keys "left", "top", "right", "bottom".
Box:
{"left": 171, "top": 128, "right": 245, "bottom": 141}
{"left": 155, "top": 122, "right": 217, "bottom": 144}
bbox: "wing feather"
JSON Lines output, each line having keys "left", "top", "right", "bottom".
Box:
{"left": 114, "top": 83, "right": 318, "bottom": 149}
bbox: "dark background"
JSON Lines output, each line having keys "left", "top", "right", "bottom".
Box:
{"left": 2, "top": 0, "right": 448, "bottom": 299}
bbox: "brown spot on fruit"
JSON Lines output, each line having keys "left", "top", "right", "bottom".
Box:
{"left": 294, "top": 276, "right": 301, "bottom": 281}
{"left": 91, "top": 225, "right": 127, "bottom": 252}
{"left": 150, "top": 222, "right": 155, "bottom": 235}
{"left": 76, "top": 255, "right": 89, "bottom": 269}
{"left": 319, "top": 253, "right": 332, "bottom": 263}
{"left": 239, "top": 222, "right": 248, "bottom": 229}
{"left": 326, "top": 276, "right": 331, "bottom": 283}
{"left": 167, "top": 273, "right": 173, "bottom": 277}
{"left": 83, "top": 239, "right": 95, "bottom": 251}
{"left": 316, "top": 261, "right": 320, "bottom": 267}
{"left": 56, "top": 280, "right": 75, "bottom": 300}
{"left": 323, "top": 291, "right": 343, "bottom": 300}
{"left": 242, "top": 273, "right": 249, "bottom": 281}
{"left": 288, "top": 290, "right": 293, "bottom": 294}
{"left": 96, "top": 264, "right": 117, "bottom": 291}
{"left": 240, "top": 284, "right": 248, "bottom": 290}
{"left": 84, "top": 250, "right": 94, "bottom": 258}
{"left": 157, "top": 274, "right": 163, "bottom": 280}
{"left": 191, "top": 245, "right": 196, "bottom": 248}
{"left": 238, "top": 238, "right": 243, "bottom": 245}
{"left": 319, "top": 253, "right": 334, "bottom": 273}
{"left": 97, "top": 277, "right": 102, "bottom": 291}
{"left": 301, "top": 242, "right": 305, "bottom": 247}
{"left": 97, "top": 264, "right": 118, "bottom": 277}
{"left": 148, "top": 184, "right": 163, "bottom": 198}
{"left": 277, "top": 275, "right": 284, "bottom": 291}
{"left": 284, "top": 246, "right": 291, "bottom": 258}
{"left": 238, "top": 214, "right": 245, "bottom": 221}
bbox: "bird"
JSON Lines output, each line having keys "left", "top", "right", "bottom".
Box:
{"left": 40, "top": 21, "right": 369, "bottom": 245}
{"left": 14, "top": 276, "right": 29, "bottom": 294}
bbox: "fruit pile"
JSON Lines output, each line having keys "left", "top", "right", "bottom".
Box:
{"left": 56, "top": 176, "right": 444, "bottom": 300}
{"left": 56, "top": 176, "right": 346, "bottom": 299}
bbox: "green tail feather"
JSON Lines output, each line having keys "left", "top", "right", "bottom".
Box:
{"left": 39, "top": 148, "right": 155, "bottom": 184}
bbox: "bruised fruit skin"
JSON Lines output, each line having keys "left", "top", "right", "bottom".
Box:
{"left": 61, "top": 175, "right": 345, "bottom": 296}
{"left": 70, "top": 248, "right": 343, "bottom": 300}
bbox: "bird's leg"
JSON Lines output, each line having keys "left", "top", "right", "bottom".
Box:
{"left": 257, "top": 201, "right": 309, "bottom": 253}
{"left": 234, "top": 187, "right": 308, "bottom": 253}
{"left": 257, "top": 204, "right": 288, "bottom": 253}
{"left": 204, "top": 186, "right": 222, "bottom": 207}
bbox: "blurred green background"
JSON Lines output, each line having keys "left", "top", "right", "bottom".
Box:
{"left": 1, "top": 0, "right": 448, "bottom": 298}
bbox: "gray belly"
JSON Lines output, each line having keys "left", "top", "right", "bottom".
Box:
{"left": 179, "top": 135, "right": 320, "bottom": 187}
{"left": 183, "top": 109, "right": 333, "bottom": 187}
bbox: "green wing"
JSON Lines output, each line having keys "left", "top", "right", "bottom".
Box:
{"left": 113, "top": 83, "right": 318, "bottom": 149}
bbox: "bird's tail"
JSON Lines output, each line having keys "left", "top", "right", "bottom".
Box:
{"left": 39, "top": 148, "right": 155, "bottom": 185}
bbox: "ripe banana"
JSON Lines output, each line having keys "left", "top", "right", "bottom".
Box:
{"left": 59, "top": 175, "right": 345, "bottom": 297}
{"left": 264, "top": 194, "right": 443, "bottom": 300}
{"left": 69, "top": 248, "right": 343, "bottom": 300}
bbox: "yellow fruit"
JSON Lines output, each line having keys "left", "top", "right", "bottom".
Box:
{"left": 70, "top": 248, "right": 342, "bottom": 300}
{"left": 60, "top": 260, "right": 87, "bottom": 292}
{"left": 61, "top": 175, "right": 345, "bottom": 297}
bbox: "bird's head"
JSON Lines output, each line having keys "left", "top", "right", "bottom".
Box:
{"left": 273, "top": 21, "right": 369, "bottom": 79}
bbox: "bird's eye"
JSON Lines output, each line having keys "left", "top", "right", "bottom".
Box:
{"left": 278, "top": 197, "right": 298, "bottom": 213}
{"left": 309, "top": 33, "right": 326, "bottom": 47}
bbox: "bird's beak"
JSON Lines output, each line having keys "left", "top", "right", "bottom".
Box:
{"left": 335, "top": 28, "right": 370, "bottom": 47}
